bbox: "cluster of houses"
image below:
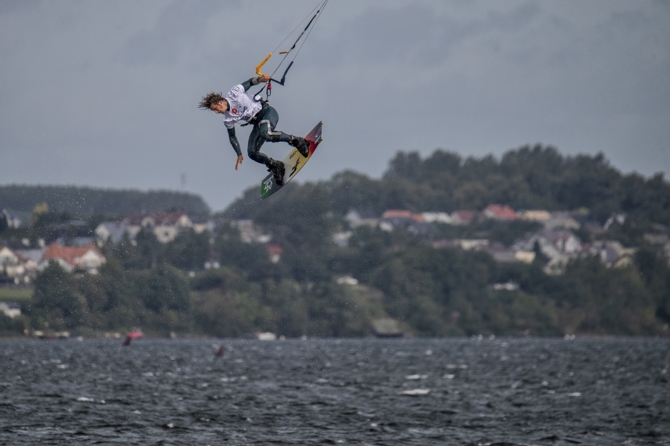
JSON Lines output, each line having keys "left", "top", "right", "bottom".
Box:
{"left": 95, "top": 212, "right": 213, "bottom": 244}
{"left": 2, "top": 203, "right": 667, "bottom": 327}
{"left": 0, "top": 212, "right": 283, "bottom": 287}
{"left": 96, "top": 214, "right": 284, "bottom": 263}
{"left": 0, "top": 211, "right": 211, "bottom": 284}
{"left": 0, "top": 242, "right": 101, "bottom": 320}
{"left": 1, "top": 206, "right": 668, "bottom": 285}
{"left": 0, "top": 243, "right": 107, "bottom": 284}
{"left": 338, "top": 204, "right": 664, "bottom": 275}
{"left": 343, "top": 204, "right": 584, "bottom": 231}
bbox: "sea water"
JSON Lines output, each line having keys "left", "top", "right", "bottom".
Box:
{"left": 1, "top": 338, "right": 668, "bottom": 445}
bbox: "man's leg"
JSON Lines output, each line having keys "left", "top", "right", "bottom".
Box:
{"left": 248, "top": 117, "right": 285, "bottom": 184}
{"left": 247, "top": 125, "right": 272, "bottom": 166}
{"left": 259, "top": 107, "right": 310, "bottom": 157}
{"left": 257, "top": 107, "right": 290, "bottom": 143}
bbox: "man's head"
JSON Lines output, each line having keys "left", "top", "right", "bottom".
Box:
{"left": 199, "top": 92, "right": 228, "bottom": 114}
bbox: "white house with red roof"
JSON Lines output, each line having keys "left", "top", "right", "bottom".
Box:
{"left": 380, "top": 210, "right": 426, "bottom": 232}
{"left": 482, "top": 204, "right": 518, "bottom": 220}
{"left": 266, "top": 244, "right": 283, "bottom": 264}
{"left": 450, "top": 210, "right": 475, "bottom": 225}
{"left": 40, "top": 243, "right": 106, "bottom": 274}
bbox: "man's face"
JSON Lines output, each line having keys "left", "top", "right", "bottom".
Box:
{"left": 210, "top": 100, "right": 228, "bottom": 114}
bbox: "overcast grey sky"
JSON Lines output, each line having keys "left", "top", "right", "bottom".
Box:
{"left": 1, "top": 0, "right": 669, "bottom": 211}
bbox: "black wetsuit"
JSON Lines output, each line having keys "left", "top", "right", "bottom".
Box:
{"left": 226, "top": 78, "right": 291, "bottom": 167}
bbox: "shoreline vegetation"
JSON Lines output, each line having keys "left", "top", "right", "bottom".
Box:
{"left": 2, "top": 146, "right": 670, "bottom": 339}
{"left": 1, "top": 333, "right": 668, "bottom": 342}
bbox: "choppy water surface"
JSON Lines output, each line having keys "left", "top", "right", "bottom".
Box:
{"left": 1, "top": 338, "right": 669, "bottom": 445}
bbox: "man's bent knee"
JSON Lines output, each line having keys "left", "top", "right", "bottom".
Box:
{"left": 247, "top": 150, "right": 265, "bottom": 164}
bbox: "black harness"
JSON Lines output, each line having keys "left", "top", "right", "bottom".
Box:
{"left": 241, "top": 100, "right": 270, "bottom": 127}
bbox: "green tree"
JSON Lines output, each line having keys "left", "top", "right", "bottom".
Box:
{"left": 215, "top": 224, "right": 279, "bottom": 281}
{"left": 107, "top": 230, "right": 162, "bottom": 270}
{"left": 190, "top": 266, "right": 242, "bottom": 292}
{"left": 98, "top": 259, "right": 137, "bottom": 311}
{"left": 636, "top": 247, "right": 670, "bottom": 325}
{"left": 192, "top": 289, "right": 260, "bottom": 337}
{"left": 0, "top": 184, "right": 210, "bottom": 215}
{"left": 139, "top": 265, "right": 190, "bottom": 313}
{"left": 164, "top": 228, "right": 210, "bottom": 271}
{"left": 384, "top": 151, "right": 423, "bottom": 182}
{"left": 0, "top": 313, "right": 25, "bottom": 336}
{"left": 32, "top": 262, "right": 85, "bottom": 329}
{"left": 0, "top": 213, "right": 8, "bottom": 233}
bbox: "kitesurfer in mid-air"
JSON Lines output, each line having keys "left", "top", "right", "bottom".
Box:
{"left": 199, "top": 74, "right": 309, "bottom": 185}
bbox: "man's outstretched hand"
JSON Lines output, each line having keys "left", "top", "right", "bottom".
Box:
{"left": 259, "top": 74, "right": 271, "bottom": 83}
{"left": 235, "top": 155, "right": 243, "bottom": 170}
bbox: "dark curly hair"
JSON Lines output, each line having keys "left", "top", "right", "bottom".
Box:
{"left": 199, "top": 92, "right": 225, "bottom": 110}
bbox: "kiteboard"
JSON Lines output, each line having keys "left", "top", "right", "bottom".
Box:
{"left": 260, "top": 121, "right": 322, "bottom": 199}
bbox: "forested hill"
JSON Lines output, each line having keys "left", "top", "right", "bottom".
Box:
{"left": 4, "top": 145, "right": 669, "bottom": 338}
{"left": 0, "top": 185, "right": 210, "bottom": 216}
{"left": 225, "top": 145, "right": 670, "bottom": 225}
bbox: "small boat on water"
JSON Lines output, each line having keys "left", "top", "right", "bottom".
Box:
{"left": 33, "top": 330, "right": 70, "bottom": 340}
{"left": 257, "top": 332, "right": 276, "bottom": 341}
{"left": 372, "top": 318, "right": 403, "bottom": 338}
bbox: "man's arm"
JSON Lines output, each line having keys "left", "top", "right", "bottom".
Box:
{"left": 241, "top": 74, "right": 271, "bottom": 92}
{"left": 227, "top": 127, "right": 244, "bottom": 170}
{"left": 227, "top": 127, "right": 241, "bottom": 156}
